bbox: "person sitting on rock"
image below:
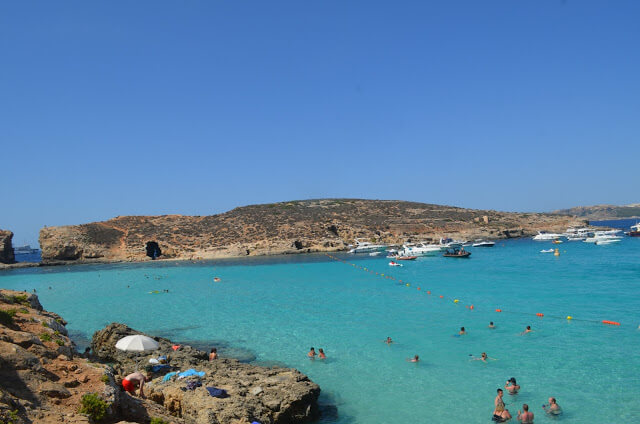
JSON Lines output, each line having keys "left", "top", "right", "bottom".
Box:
{"left": 209, "top": 348, "right": 218, "bottom": 361}
{"left": 122, "top": 371, "right": 150, "bottom": 398}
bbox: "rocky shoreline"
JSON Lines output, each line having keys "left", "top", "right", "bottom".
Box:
{"left": 0, "top": 290, "right": 320, "bottom": 424}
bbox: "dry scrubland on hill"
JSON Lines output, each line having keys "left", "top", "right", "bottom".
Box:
{"left": 552, "top": 203, "right": 640, "bottom": 220}
{"left": 38, "top": 199, "right": 585, "bottom": 263}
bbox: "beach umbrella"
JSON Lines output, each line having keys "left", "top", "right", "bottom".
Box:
{"left": 115, "top": 335, "right": 159, "bottom": 352}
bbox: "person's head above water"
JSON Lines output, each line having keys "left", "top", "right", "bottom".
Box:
{"left": 527, "top": 325, "right": 531, "bottom": 330}
{"left": 497, "top": 388, "right": 503, "bottom": 394}
{"left": 509, "top": 377, "right": 517, "bottom": 384}
{"left": 549, "top": 397, "right": 556, "bottom": 404}
{"left": 490, "top": 322, "right": 494, "bottom": 325}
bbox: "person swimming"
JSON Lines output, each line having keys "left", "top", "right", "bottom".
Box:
{"left": 471, "top": 352, "right": 493, "bottom": 362}
{"left": 459, "top": 327, "right": 466, "bottom": 335}
{"left": 307, "top": 347, "right": 316, "bottom": 359}
{"left": 542, "top": 397, "right": 562, "bottom": 415}
{"left": 384, "top": 337, "right": 393, "bottom": 344}
{"left": 517, "top": 404, "right": 534, "bottom": 423}
{"left": 488, "top": 321, "right": 496, "bottom": 329}
{"left": 520, "top": 325, "right": 532, "bottom": 335}
{"left": 407, "top": 355, "right": 419, "bottom": 362}
{"left": 319, "top": 348, "right": 326, "bottom": 359}
{"left": 505, "top": 377, "right": 520, "bottom": 394}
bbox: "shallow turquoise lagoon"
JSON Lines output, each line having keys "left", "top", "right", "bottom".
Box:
{"left": 2, "top": 239, "right": 640, "bottom": 423}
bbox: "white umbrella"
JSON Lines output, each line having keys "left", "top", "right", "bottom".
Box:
{"left": 115, "top": 335, "right": 159, "bottom": 352}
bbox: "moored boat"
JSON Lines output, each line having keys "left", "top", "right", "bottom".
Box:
{"left": 395, "top": 256, "right": 417, "bottom": 260}
{"left": 471, "top": 240, "right": 494, "bottom": 247}
{"left": 629, "top": 223, "right": 640, "bottom": 237}
{"left": 532, "top": 231, "right": 564, "bottom": 241}
{"left": 443, "top": 247, "right": 471, "bottom": 258}
{"left": 348, "top": 238, "right": 388, "bottom": 253}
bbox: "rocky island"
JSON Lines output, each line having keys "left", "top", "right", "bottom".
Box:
{"left": 38, "top": 199, "right": 585, "bottom": 264}
{"left": 0, "top": 290, "right": 320, "bottom": 424}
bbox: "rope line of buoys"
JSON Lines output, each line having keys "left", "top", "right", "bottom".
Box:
{"left": 325, "top": 253, "right": 626, "bottom": 328}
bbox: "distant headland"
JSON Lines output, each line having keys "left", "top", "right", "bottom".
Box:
{"left": 19, "top": 199, "right": 585, "bottom": 265}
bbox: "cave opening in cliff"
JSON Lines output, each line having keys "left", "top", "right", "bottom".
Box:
{"left": 145, "top": 241, "right": 162, "bottom": 260}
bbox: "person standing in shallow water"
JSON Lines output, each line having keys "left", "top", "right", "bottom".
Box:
{"left": 318, "top": 348, "right": 326, "bottom": 359}
{"left": 308, "top": 347, "right": 316, "bottom": 359}
{"left": 517, "top": 404, "right": 534, "bottom": 423}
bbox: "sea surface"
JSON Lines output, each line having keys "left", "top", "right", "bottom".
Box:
{"left": 1, "top": 238, "right": 639, "bottom": 423}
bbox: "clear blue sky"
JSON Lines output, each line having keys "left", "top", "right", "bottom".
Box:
{"left": 2, "top": 1, "right": 639, "bottom": 245}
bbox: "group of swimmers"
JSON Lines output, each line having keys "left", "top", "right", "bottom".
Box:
{"left": 307, "top": 347, "right": 327, "bottom": 359}
{"left": 494, "top": 387, "right": 562, "bottom": 423}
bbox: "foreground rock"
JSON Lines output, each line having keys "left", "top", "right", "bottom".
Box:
{"left": 92, "top": 323, "right": 320, "bottom": 424}
{"left": 38, "top": 199, "right": 585, "bottom": 263}
{"left": 0, "top": 230, "right": 15, "bottom": 264}
{"left": 0, "top": 290, "right": 111, "bottom": 424}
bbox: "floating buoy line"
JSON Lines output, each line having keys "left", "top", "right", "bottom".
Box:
{"left": 325, "top": 253, "right": 624, "bottom": 328}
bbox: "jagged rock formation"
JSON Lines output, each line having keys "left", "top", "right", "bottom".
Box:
{"left": 552, "top": 203, "right": 640, "bottom": 220}
{"left": 39, "top": 199, "right": 586, "bottom": 263}
{"left": 0, "top": 290, "right": 116, "bottom": 424}
{"left": 92, "top": 323, "right": 320, "bottom": 424}
{"left": 0, "top": 230, "right": 15, "bottom": 264}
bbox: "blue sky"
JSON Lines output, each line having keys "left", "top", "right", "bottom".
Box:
{"left": 2, "top": 1, "right": 639, "bottom": 245}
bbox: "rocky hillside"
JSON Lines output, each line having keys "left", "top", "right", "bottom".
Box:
{"left": 0, "top": 291, "right": 320, "bottom": 424}
{"left": 552, "top": 203, "right": 640, "bottom": 220}
{"left": 39, "top": 199, "right": 585, "bottom": 263}
{"left": 0, "top": 230, "right": 15, "bottom": 264}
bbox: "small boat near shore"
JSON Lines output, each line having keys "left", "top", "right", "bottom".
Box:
{"left": 532, "top": 231, "right": 564, "bottom": 241}
{"left": 395, "top": 256, "right": 417, "bottom": 261}
{"left": 471, "top": 240, "right": 494, "bottom": 247}
{"left": 388, "top": 261, "right": 403, "bottom": 267}
{"left": 443, "top": 247, "right": 471, "bottom": 258}
{"left": 348, "top": 239, "right": 387, "bottom": 253}
{"left": 540, "top": 249, "right": 554, "bottom": 253}
{"left": 629, "top": 223, "right": 640, "bottom": 237}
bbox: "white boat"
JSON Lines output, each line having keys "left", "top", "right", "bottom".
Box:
{"left": 439, "top": 237, "right": 467, "bottom": 248}
{"left": 14, "top": 245, "right": 39, "bottom": 255}
{"left": 595, "top": 239, "right": 621, "bottom": 245}
{"left": 385, "top": 249, "right": 399, "bottom": 258}
{"left": 397, "top": 242, "right": 442, "bottom": 257}
{"left": 472, "top": 240, "right": 495, "bottom": 247}
{"left": 564, "top": 228, "right": 594, "bottom": 241}
{"left": 540, "top": 249, "right": 555, "bottom": 253}
{"left": 532, "top": 231, "right": 564, "bottom": 241}
{"left": 584, "top": 232, "right": 622, "bottom": 244}
{"left": 348, "top": 239, "right": 387, "bottom": 253}
{"left": 368, "top": 251, "right": 383, "bottom": 256}
{"left": 388, "top": 261, "right": 403, "bottom": 267}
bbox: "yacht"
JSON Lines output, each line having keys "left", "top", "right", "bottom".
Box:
{"left": 532, "top": 231, "right": 564, "bottom": 241}
{"left": 564, "top": 228, "right": 594, "bottom": 241}
{"left": 348, "top": 239, "right": 387, "bottom": 254}
{"left": 472, "top": 240, "right": 495, "bottom": 247}
{"left": 397, "top": 242, "right": 442, "bottom": 257}
{"left": 14, "top": 245, "right": 39, "bottom": 255}
{"left": 629, "top": 223, "right": 640, "bottom": 237}
{"left": 584, "top": 232, "right": 622, "bottom": 244}
{"left": 439, "top": 237, "right": 467, "bottom": 248}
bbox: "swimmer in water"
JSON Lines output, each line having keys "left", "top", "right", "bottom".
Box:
{"left": 384, "top": 337, "right": 393, "bottom": 344}
{"left": 520, "top": 325, "right": 532, "bottom": 335}
{"left": 318, "top": 348, "right": 326, "bottom": 359}
{"left": 505, "top": 377, "right": 520, "bottom": 394}
{"left": 542, "top": 397, "right": 562, "bottom": 415}
{"left": 459, "top": 327, "right": 466, "bottom": 335}
{"left": 517, "top": 404, "right": 534, "bottom": 423}
{"left": 307, "top": 347, "right": 316, "bottom": 359}
{"left": 488, "top": 321, "right": 496, "bottom": 329}
{"left": 406, "top": 355, "right": 419, "bottom": 362}
{"left": 471, "top": 352, "right": 495, "bottom": 362}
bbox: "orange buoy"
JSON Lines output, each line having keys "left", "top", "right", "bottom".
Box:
{"left": 427, "top": 291, "right": 431, "bottom": 295}
{"left": 439, "top": 295, "right": 444, "bottom": 298}
{"left": 470, "top": 305, "right": 474, "bottom": 310}
{"left": 602, "top": 320, "right": 621, "bottom": 326}
{"left": 417, "top": 287, "right": 421, "bottom": 290}
{"left": 536, "top": 313, "right": 544, "bottom": 317}
{"left": 496, "top": 309, "right": 502, "bottom": 312}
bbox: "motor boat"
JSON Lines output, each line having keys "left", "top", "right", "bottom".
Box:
{"left": 443, "top": 247, "right": 471, "bottom": 258}
{"left": 386, "top": 249, "right": 399, "bottom": 258}
{"left": 472, "top": 240, "right": 495, "bottom": 247}
{"left": 564, "top": 228, "right": 593, "bottom": 241}
{"left": 348, "top": 238, "right": 387, "bottom": 253}
{"left": 395, "top": 255, "right": 417, "bottom": 260}
{"left": 369, "top": 251, "right": 383, "bottom": 256}
{"left": 595, "top": 239, "right": 621, "bottom": 245}
{"left": 630, "top": 223, "right": 640, "bottom": 237}
{"left": 584, "top": 232, "right": 622, "bottom": 244}
{"left": 439, "top": 237, "right": 467, "bottom": 248}
{"left": 397, "top": 243, "right": 442, "bottom": 257}
{"left": 540, "top": 249, "right": 555, "bottom": 253}
{"left": 388, "top": 261, "right": 403, "bottom": 267}
{"left": 532, "top": 231, "right": 564, "bottom": 241}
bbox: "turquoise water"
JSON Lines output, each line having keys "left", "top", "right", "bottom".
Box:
{"left": 2, "top": 239, "right": 640, "bottom": 423}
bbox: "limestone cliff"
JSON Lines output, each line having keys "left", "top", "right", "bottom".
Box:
{"left": 39, "top": 199, "right": 586, "bottom": 263}
{"left": 0, "top": 230, "right": 15, "bottom": 264}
